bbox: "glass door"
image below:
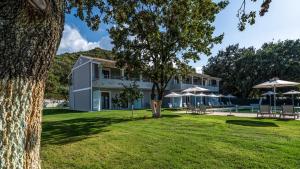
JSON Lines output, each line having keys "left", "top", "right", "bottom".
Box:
{"left": 101, "top": 92, "right": 110, "bottom": 109}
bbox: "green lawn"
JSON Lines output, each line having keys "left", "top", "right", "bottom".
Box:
{"left": 42, "top": 109, "right": 300, "bottom": 169}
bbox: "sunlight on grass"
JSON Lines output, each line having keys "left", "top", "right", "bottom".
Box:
{"left": 41, "top": 109, "right": 300, "bottom": 169}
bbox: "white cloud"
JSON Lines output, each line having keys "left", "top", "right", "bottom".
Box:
{"left": 196, "top": 67, "right": 203, "bottom": 74}
{"left": 57, "top": 25, "right": 113, "bottom": 54}
{"left": 99, "top": 36, "right": 113, "bottom": 51}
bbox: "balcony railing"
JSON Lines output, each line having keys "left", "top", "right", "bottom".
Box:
{"left": 93, "top": 77, "right": 153, "bottom": 89}
{"left": 93, "top": 76, "right": 219, "bottom": 91}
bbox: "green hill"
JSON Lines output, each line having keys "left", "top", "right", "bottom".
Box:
{"left": 45, "top": 48, "right": 113, "bottom": 99}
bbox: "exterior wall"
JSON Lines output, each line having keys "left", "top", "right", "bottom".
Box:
{"left": 69, "top": 85, "right": 74, "bottom": 108}
{"left": 69, "top": 57, "right": 92, "bottom": 111}
{"left": 73, "top": 90, "right": 91, "bottom": 111}
{"left": 93, "top": 78, "right": 153, "bottom": 90}
{"left": 142, "top": 90, "right": 151, "bottom": 108}
{"left": 69, "top": 56, "right": 222, "bottom": 111}
{"left": 73, "top": 63, "right": 91, "bottom": 90}
{"left": 73, "top": 56, "right": 90, "bottom": 68}
{"left": 91, "top": 88, "right": 152, "bottom": 110}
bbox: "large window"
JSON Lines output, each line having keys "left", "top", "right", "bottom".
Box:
{"left": 102, "top": 69, "right": 110, "bottom": 79}
{"left": 174, "top": 76, "right": 180, "bottom": 84}
{"left": 211, "top": 80, "right": 217, "bottom": 86}
{"left": 93, "top": 63, "right": 99, "bottom": 79}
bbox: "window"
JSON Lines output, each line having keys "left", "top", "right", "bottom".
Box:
{"left": 203, "top": 78, "right": 207, "bottom": 86}
{"left": 102, "top": 69, "right": 110, "bottom": 79}
{"left": 211, "top": 80, "right": 217, "bottom": 86}
{"left": 93, "top": 63, "right": 99, "bottom": 79}
{"left": 174, "top": 76, "right": 180, "bottom": 84}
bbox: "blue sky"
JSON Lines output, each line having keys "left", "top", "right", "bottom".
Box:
{"left": 58, "top": 0, "right": 300, "bottom": 71}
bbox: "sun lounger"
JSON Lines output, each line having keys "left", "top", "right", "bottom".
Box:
{"left": 197, "top": 105, "right": 206, "bottom": 114}
{"left": 280, "top": 105, "right": 299, "bottom": 119}
{"left": 257, "top": 105, "right": 272, "bottom": 118}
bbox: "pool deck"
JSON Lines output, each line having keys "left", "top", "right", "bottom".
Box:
{"left": 176, "top": 111, "right": 300, "bottom": 120}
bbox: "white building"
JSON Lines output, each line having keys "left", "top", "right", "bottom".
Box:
{"left": 69, "top": 55, "right": 221, "bottom": 111}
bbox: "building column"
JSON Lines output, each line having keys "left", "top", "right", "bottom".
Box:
{"left": 140, "top": 74, "right": 143, "bottom": 82}
{"left": 191, "top": 76, "right": 194, "bottom": 85}
{"left": 99, "top": 64, "right": 103, "bottom": 79}
{"left": 121, "top": 69, "right": 125, "bottom": 79}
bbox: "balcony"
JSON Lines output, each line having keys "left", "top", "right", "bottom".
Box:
{"left": 92, "top": 75, "right": 219, "bottom": 92}
{"left": 93, "top": 77, "right": 153, "bottom": 89}
{"left": 167, "top": 83, "right": 219, "bottom": 92}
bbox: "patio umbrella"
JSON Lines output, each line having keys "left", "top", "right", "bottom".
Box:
{"left": 224, "top": 94, "right": 236, "bottom": 105}
{"left": 165, "top": 92, "right": 182, "bottom": 108}
{"left": 262, "top": 91, "right": 277, "bottom": 106}
{"left": 253, "top": 78, "right": 300, "bottom": 111}
{"left": 217, "top": 94, "right": 225, "bottom": 97}
{"left": 182, "top": 86, "right": 208, "bottom": 106}
{"left": 283, "top": 90, "right": 300, "bottom": 106}
{"left": 207, "top": 93, "right": 219, "bottom": 97}
{"left": 181, "top": 92, "right": 195, "bottom": 106}
{"left": 196, "top": 93, "right": 208, "bottom": 97}
{"left": 196, "top": 93, "right": 208, "bottom": 105}
{"left": 182, "top": 86, "right": 209, "bottom": 93}
{"left": 164, "top": 92, "right": 182, "bottom": 98}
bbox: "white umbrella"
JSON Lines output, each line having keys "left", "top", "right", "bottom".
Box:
{"left": 181, "top": 92, "right": 195, "bottom": 106}
{"left": 181, "top": 92, "right": 195, "bottom": 96}
{"left": 207, "top": 93, "right": 219, "bottom": 97}
{"left": 182, "top": 86, "right": 209, "bottom": 93}
{"left": 262, "top": 91, "right": 277, "bottom": 106}
{"left": 196, "top": 93, "right": 208, "bottom": 97}
{"left": 253, "top": 78, "right": 300, "bottom": 111}
{"left": 165, "top": 92, "right": 182, "bottom": 108}
{"left": 164, "top": 92, "right": 182, "bottom": 97}
{"left": 224, "top": 94, "right": 236, "bottom": 105}
{"left": 182, "top": 86, "right": 208, "bottom": 106}
{"left": 262, "top": 91, "right": 277, "bottom": 96}
{"left": 218, "top": 94, "right": 225, "bottom": 97}
{"left": 283, "top": 90, "right": 300, "bottom": 106}
{"left": 196, "top": 93, "right": 207, "bottom": 105}
{"left": 224, "top": 94, "right": 236, "bottom": 98}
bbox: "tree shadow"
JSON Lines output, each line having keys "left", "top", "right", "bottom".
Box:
{"left": 226, "top": 120, "right": 278, "bottom": 127}
{"left": 43, "top": 108, "right": 83, "bottom": 115}
{"left": 42, "top": 114, "right": 180, "bottom": 145}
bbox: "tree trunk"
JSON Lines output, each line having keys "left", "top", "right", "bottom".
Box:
{"left": 131, "top": 104, "right": 134, "bottom": 118}
{"left": 0, "top": 1, "right": 64, "bottom": 168}
{"left": 151, "top": 100, "right": 162, "bottom": 118}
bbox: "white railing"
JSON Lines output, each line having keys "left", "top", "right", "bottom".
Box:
{"left": 167, "top": 83, "right": 219, "bottom": 92}
{"left": 93, "top": 78, "right": 218, "bottom": 91}
{"left": 93, "top": 78, "right": 153, "bottom": 89}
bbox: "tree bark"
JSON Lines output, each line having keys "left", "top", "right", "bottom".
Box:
{"left": 0, "top": 1, "right": 64, "bottom": 168}
{"left": 151, "top": 100, "right": 162, "bottom": 118}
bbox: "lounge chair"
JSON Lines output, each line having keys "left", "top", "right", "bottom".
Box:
{"left": 280, "top": 105, "right": 299, "bottom": 119}
{"left": 185, "top": 103, "right": 193, "bottom": 113}
{"left": 197, "top": 105, "right": 206, "bottom": 114}
{"left": 257, "top": 105, "right": 272, "bottom": 118}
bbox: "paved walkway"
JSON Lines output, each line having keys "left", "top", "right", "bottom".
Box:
{"left": 175, "top": 111, "right": 300, "bottom": 120}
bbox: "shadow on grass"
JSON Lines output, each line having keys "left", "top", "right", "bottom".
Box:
{"left": 43, "top": 108, "right": 83, "bottom": 115}
{"left": 226, "top": 120, "right": 278, "bottom": 127}
{"left": 42, "top": 114, "right": 180, "bottom": 145}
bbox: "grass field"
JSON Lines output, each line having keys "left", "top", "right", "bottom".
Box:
{"left": 42, "top": 109, "right": 300, "bottom": 169}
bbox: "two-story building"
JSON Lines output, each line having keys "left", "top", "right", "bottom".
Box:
{"left": 69, "top": 55, "right": 221, "bottom": 111}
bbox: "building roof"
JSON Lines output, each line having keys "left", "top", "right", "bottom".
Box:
{"left": 79, "top": 55, "right": 221, "bottom": 80}
{"left": 81, "top": 55, "right": 116, "bottom": 68}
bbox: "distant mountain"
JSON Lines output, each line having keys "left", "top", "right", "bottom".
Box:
{"left": 45, "top": 48, "right": 113, "bottom": 99}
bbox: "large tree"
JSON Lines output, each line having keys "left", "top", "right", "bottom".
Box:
{"left": 0, "top": 0, "right": 272, "bottom": 168}
{"left": 0, "top": 1, "right": 105, "bottom": 168}
{"left": 204, "top": 40, "right": 300, "bottom": 98}
{"left": 108, "top": 0, "right": 228, "bottom": 117}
